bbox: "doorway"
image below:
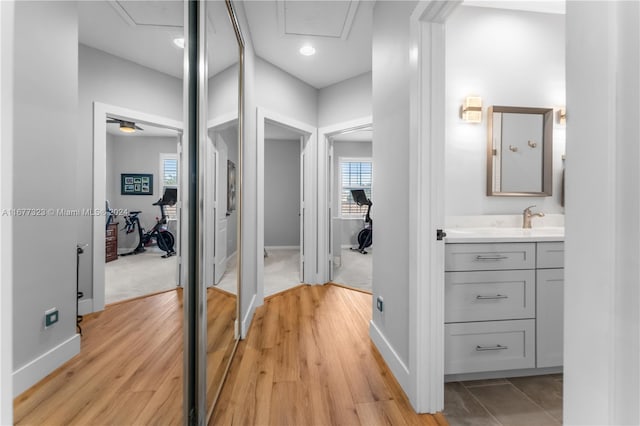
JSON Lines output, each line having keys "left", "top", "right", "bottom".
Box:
{"left": 104, "top": 119, "right": 181, "bottom": 304}
{"left": 256, "top": 109, "right": 317, "bottom": 303}
{"left": 328, "top": 127, "right": 373, "bottom": 292}
{"left": 262, "top": 120, "right": 304, "bottom": 296}
{"left": 92, "top": 103, "right": 183, "bottom": 313}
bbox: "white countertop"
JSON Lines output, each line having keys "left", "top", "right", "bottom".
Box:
{"left": 444, "top": 226, "right": 565, "bottom": 243}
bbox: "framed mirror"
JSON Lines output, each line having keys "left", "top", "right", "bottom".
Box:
{"left": 487, "top": 106, "right": 553, "bottom": 196}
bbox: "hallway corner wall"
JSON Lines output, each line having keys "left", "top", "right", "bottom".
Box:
{"left": 12, "top": 0, "right": 80, "bottom": 396}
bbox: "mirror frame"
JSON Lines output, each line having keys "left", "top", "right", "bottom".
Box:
{"left": 486, "top": 105, "right": 554, "bottom": 197}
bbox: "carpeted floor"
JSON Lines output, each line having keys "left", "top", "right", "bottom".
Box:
{"left": 105, "top": 245, "right": 371, "bottom": 304}
{"left": 105, "top": 248, "right": 178, "bottom": 305}
{"left": 332, "top": 247, "right": 372, "bottom": 291}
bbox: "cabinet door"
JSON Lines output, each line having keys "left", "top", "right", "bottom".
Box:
{"left": 537, "top": 268, "right": 564, "bottom": 368}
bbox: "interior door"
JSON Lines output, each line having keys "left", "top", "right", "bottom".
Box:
{"left": 204, "top": 136, "right": 216, "bottom": 288}
{"left": 214, "top": 133, "right": 228, "bottom": 284}
{"left": 328, "top": 141, "right": 335, "bottom": 281}
{"left": 299, "top": 136, "right": 304, "bottom": 283}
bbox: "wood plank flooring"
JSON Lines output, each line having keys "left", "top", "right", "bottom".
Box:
{"left": 211, "top": 284, "right": 448, "bottom": 425}
{"left": 14, "top": 284, "right": 447, "bottom": 425}
{"left": 13, "top": 288, "right": 237, "bottom": 426}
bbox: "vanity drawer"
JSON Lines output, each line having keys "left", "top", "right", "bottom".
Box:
{"left": 537, "top": 242, "right": 564, "bottom": 269}
{"left": 445, "top": 270, "right": 535, "bottom": 323}
{"left": 445, "top": 243, "right": 536, "bottom": 272}
{"left": 444, "top": 319, "right": 535, "bottom": 375}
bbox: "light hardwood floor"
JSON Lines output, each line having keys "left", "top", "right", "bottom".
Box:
{"left": 14, "top": 285, "right": 447, "bottom": 425}
{"left": 13, "top": 288, "right": 237, "bottom": 426}
{"left": 211, "top": 284, "right": 447, "bottom": 425}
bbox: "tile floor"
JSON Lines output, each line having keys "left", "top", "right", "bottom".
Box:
{"left": 444, "top": 374, "right": 563, "bottom": 426}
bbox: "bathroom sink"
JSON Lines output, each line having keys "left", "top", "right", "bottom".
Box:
{"left": 444, "top": 226, "right": 564, "bottom": 242}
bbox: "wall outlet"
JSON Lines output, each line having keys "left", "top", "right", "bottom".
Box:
{"left": 376, "top": 296, "right": 384, "bottom": 312}
{"left": 44, "top": 308, "right": 59, "bottom": 329}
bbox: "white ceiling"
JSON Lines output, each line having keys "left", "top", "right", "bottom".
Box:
{"left": 78, "top": 0, "right": 238, "bottom": 79}
{"left": 78, "top": 1, "right": 562, "bottom": 91}
{"left": 242, "top": 0, "right": 374, "bottom": 89}
{"left": 462, "top": 0, "right": 565, "bottom": 15}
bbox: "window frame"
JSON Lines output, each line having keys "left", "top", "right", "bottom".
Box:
{"left": 338, "top": 156, "right": 372, "bottom": 219}
{"left": 159, "top": 152, "right": 178, "bottom": 220}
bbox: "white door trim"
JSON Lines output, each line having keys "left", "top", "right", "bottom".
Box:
{"left": 317, "top": 116, "right": 372, "bottom": 284}
{"left": 92, "top": 102, "right": 182, "bottom": 313}
{"left": 256, "top": 107, "right": 316, "bottom": 305}
{"left": 0, "top": 1, "right": 14, "bottom": 420}
{"left": 409, "top": 0, "right": 461, "bottom": 413}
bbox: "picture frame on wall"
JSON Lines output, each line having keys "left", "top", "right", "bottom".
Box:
{"left": 121, "top": 173, "right": 153, "bottom": 195}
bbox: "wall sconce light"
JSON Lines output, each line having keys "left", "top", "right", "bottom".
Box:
{"left": 557, "top": 107, "right": 566, "bottom": 124}
{"left": 460, "top": 96, "right": 482, "bottom": 123}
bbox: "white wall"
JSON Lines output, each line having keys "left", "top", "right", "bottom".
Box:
{"left": 12, "top": 1, "right": 80, "bottom": 396}
{"left": 236, "top": 2, "right": 258, "bottom": 336}
{"left": 565, "top": 2, "right": 640, "bottom": 424}
{"left": 107, "top": 135, "right": 178, "bottom": 249}
{"left": 78, "top": 45, "right": 182, "bottom": 302}
{"left": 445, "top": 6, "right": 565, "bottom": 216}
{"left": 370, "top": 0, "right": 416, "bottom": 379}
{"left": 256, "top": 57, "right": 318, "bottom": 126}
{"left": 208, "top": 64, "right": 239, "bottom": 120}
{"left": 318, "top": 72, "right": 372, "bottom": 127}
{"left": 0, "top": 0, "right": 14, "bottom": 420}
{"left": 264, "top": 139, "right": 300, "bottom": 247}
{"left": 332, "top": 141, "right": 373, "bottom": 246}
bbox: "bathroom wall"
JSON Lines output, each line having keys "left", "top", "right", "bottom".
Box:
{"left": 445, "top": 6, "right": 565, "bottom": 216}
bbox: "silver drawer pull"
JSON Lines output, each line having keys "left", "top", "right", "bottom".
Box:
{"left": 476, "top": 344, "right": 508, "bottom": 352}
{"left": 476, "top": 294, "right": 508, "bottom": 300}
{"left": 475, "top": 255, "right": 508, "bottom": 261}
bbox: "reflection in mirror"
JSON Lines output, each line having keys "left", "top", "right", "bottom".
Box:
{"left": 487, "top": 106, "right": 553, "bottom": 196}
{"left": 204, "top": 0, "right": 240, "bottom": 418}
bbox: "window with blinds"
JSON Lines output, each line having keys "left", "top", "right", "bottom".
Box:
{"left": 159, "top": 153, "right": 178, "bottom": 220}
{"left": 340, "top": 158, "right": 372, "bottom": 217}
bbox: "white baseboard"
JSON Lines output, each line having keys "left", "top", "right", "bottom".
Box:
{"left": 369, "top": 320, "right": 410, "bottom": 393}
{"left": 241, "top": 293, "right": 257, "bottom": 339}
{"left": 264, "top": 245, "right": 300, "bottom": 251}
{"left": 78, "top": 298, "right": 93, "bottom": 315}
{"left": 13, "top": 333, "right": 80, "bottom": 396}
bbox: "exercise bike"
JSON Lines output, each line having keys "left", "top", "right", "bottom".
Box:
{"left": 350, "top": 189, "right": 373, "bottom": 254}
{"left": 120, "top": 188, "right": 177, "bottom": 258}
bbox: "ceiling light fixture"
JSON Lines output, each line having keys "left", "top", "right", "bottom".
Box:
{"left": 299, "top": 45, "right": 316, "bottom": 56}
{"left": 173, "top": 37, "right": 185, "bottom": 49}
{"left": 119, "top": 121, "right": 137, "bottom": 133}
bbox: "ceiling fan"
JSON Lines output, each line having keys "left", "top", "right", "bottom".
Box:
{"left": 107, "top": 117, "right": 143, "bottom": 133}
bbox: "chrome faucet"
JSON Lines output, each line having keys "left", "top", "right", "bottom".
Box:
{"left": 522, "top": 205, "right": 544, "bottom": 229}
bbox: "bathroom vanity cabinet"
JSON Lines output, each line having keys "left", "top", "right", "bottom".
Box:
{"left": 444, "top": 239, "right": 564, "bottom": 380}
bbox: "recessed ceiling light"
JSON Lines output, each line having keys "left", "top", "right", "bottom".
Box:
{"left": 173, "top": 37, "right": 185, "bottom": 49}
{"left": 299, "top": 45, "right": 316, "bottom": 56}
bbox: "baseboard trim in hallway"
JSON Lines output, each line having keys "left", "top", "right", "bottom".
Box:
{"left": 13, "top": 334, "right": 80, "bottom": 397}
